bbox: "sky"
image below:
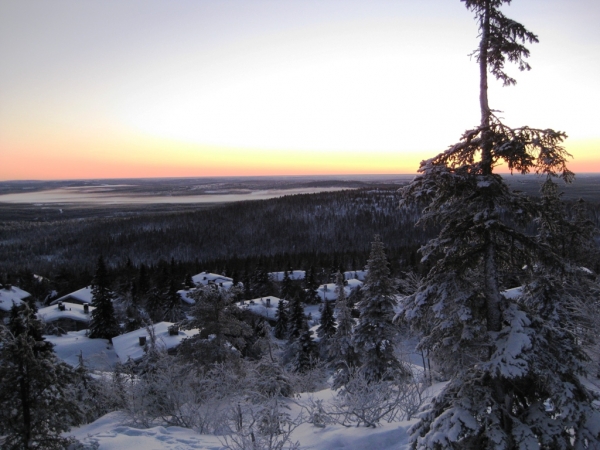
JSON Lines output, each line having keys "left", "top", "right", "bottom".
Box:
{"left": 1, "top": 0, "right": 599, "bottom": 180}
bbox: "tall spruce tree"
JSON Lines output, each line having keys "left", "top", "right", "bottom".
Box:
{"left": 402, "top": 1, "right": 600, "bottom": 447}
{"left": 280, "top": 270, "right": 294, "bottom": 300}
{"left": 251, "top": 263, "right": 272, "bottom": 298}
{"left": 89, "top": 256, "right": 120, "bottom": 340}
{"left": 304, "top": 266, "right": 319, "bottom": 304}
{"left": 274, "top": 297, "right": 288, "bottom": 339}
{"left": 290, "top": 327, "right": 318, "bottom": 373}
{"left": 329, "top": 271, "right": 358, "bottom": 389}
{"left": 0, "top": 304, "right": 83, "bottom": 449}
{"left": 286, "top": 294, "right": 306, "bottom": 341}
{"left": 353, "top": 236, "right": 403, "bottom": 383}
{"left": 316, "top": 297, "right": 336, "bottom": 359}
{"left": 180, "top": 285, "right": 252, "bottom": 364}
{"left": 317, "top": 298, "right": 335, "bottom": 341}
{"left": 163, "top": 277, "right": 185, "bottom": 323}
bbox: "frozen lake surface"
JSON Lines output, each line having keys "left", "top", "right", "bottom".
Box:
{"left": 0, "top": 186, "right": 349, "bottom": 205}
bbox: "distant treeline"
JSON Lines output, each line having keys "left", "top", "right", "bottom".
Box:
{"left": 1, "top": 188, "right": 431, "bottom": 295}
{"left": 3, "top": 186, "right": 600, "bottom": 302}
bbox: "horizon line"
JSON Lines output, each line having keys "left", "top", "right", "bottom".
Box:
{"left": 4, "top": 172, "right": 600, "bottom": 184}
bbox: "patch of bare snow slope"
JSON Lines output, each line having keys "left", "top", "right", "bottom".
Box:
{"left": 294, "top": 421, "right": 412, "bottom": 450}
{"left": 67, "top": 381, "right": 452, "bottom": 449}
{"left": 69, "top": 412, "right": 223, "bottom": 450}
{"left": 68, "top": 382, "right": 445, "bottom": 449}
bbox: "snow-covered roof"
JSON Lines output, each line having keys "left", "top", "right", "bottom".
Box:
{"left": 269, "top": 270, "right": 306, "bottom": 281}
{"left": 237, "top": 296, "right": 283, "bottom": 320}
{"left": 344, "top": 270, "right": 367, "bottom": 281}
{"left": 0, "top": 285, "right": 30, "bottom": 312}
{"left": 502, "top": 286, "right": 524, "bottom": 300}
{"left": 38, "top": 302, "right": 95, "bottom": 324}
{"left": 316, "top": 279, "right": 363, "bottom": 302}
{"left": 177, "top": 289, "right": 196, "bottom": 305}
{"left": 112, "top": 322, "right": 199, "bottom": 363}
{"left": 52, "top": 286, "right": 94, "bottom": 305}
{"left": 268, "top": 270, "right": 367, "bottom": 282}
{"left": 192, "top": 272, "right": 235, "bottom": 289}
{"left": 44, "top": 329, "right": 119, "bottom": 370}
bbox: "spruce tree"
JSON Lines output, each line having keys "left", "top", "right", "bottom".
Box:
{"left": 402, "top": 1, "right": 600, "bottom": 447}
{"left": 89, "top": 256, "right": 120, "bottom": 340}
{"left": 145, "top": 284, "right": 166, "bottom": 323}
{"left": 273, "top": 297, "right": 288, "bottom": 340}
{"left": 280, "top": 270, "right": 294, "bottom": 300}
{"left": 251, "top": 263, "right": 272, "bottom": 298}
{"left": 316, "top": 298, "right": 335, "bottom": 359}
{"left": 180, "top": 285, "right": 252, "bottom": 364}
{"left": 183, "top": 272, "right": 195, "bottom": 290}
{"left": 329, "top": 271, "right": 358, "bottom": 389}
{"left": 0, "top": 304, "right": 83, "bottom": 449}
{"left": 286, "top": 294, "right": 306, "bottom": 341}
{"left": 137, "top": 263, "right": 150, "bottom": 299}
{"left": 163, "top": 277, "right": 185, "bottom": 323}
{"left": 317, "top": 298, "right": 335, "bottom": 341}
{"left": 290, "top": 328, "right": 318, "bottom": 373}
{"left": 353, "top": 236, "right": 403, "bottom": 383}
{"left": 304, "top": 266, "right": 319, "bottom": 304}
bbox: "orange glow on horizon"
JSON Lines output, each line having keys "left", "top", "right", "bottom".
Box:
{"left": 2, "top": 133, "right": 598, "bottom": 181}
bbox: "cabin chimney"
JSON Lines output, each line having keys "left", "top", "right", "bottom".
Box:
{"left": 139, "top": 336, "right": 147, "bottom": 346}
{"left": 83, "top": 303, "right": 89, "bottom": 314}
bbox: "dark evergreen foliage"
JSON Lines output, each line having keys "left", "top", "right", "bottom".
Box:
{"left": 0, "top": 304, "right": 83, "bottom": 449}
{"left": 303, "top": 266, "right": 320, "bottom": 304}
{"left": 2, "top": 188, "right": 427, "bottom": 283}
{"left": 329, "top": 272, "right": 359, "bottom": 389}
{"left": 183, "top": 272, "right": 195, "bottom": 289}
{"left": 402, "top": 1, "right": 600, "bottom": 446}
{"left": 250, "top": 263, "right": 273, "bottom": 298}
{"left": 317, "top": 299, "right": 335, "bottom": 341}
{"left": 273, "top": 297, "right": 288, "bottom": 340}
{"left": 89, "top": 256, "right": 120, "bottom": 340}
{"left": 286, "top": 295, "right": 306, "bottom": 341}
{"left": 163, "top": 278, "right": 185, "bottom": 323}
{"left": 180, "top": 285, "right": 252, "bottom": 365}
{"left": 280, "top": 270, "right": 294, "bottom": 300}
{"left": 353, "top": 236, "right": 404, "bottom": 383}
{"left": 290, "top": 329, "right": 318, "bottom": 373}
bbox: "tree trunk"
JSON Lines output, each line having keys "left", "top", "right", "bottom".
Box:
{"left": 19, "top": 359, "right": 31, "bottom": 449}
{"left": 479, "top": 0, "right": 493, "bottom": 175}
{"left": 484, "top": 243, "right": 502, "bottom": 333}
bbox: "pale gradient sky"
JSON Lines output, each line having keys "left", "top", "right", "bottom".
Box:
{"left": 1, "top": 0, "right": 599, "bottom": 180}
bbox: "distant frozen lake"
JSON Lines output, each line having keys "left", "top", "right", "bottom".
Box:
{"left": 0, "top": 186, "right": 350, "bottom": 205}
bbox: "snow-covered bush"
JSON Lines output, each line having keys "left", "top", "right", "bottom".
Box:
{"left": 326, "top": 369, "right": 428, "bottom": 428}
{"left": 221, "top": 397, "right": 302, "bottom": 450}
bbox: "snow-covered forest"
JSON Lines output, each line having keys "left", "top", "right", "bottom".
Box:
{"left": 2, "top": 0, "right": 600, "bottom": 448}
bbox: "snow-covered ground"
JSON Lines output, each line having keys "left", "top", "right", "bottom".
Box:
{"left": 69, "top": 412, "right": 224, "bottom": 450}
{"left": 68, "top": 386, "right": 422, "bottom": 450}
